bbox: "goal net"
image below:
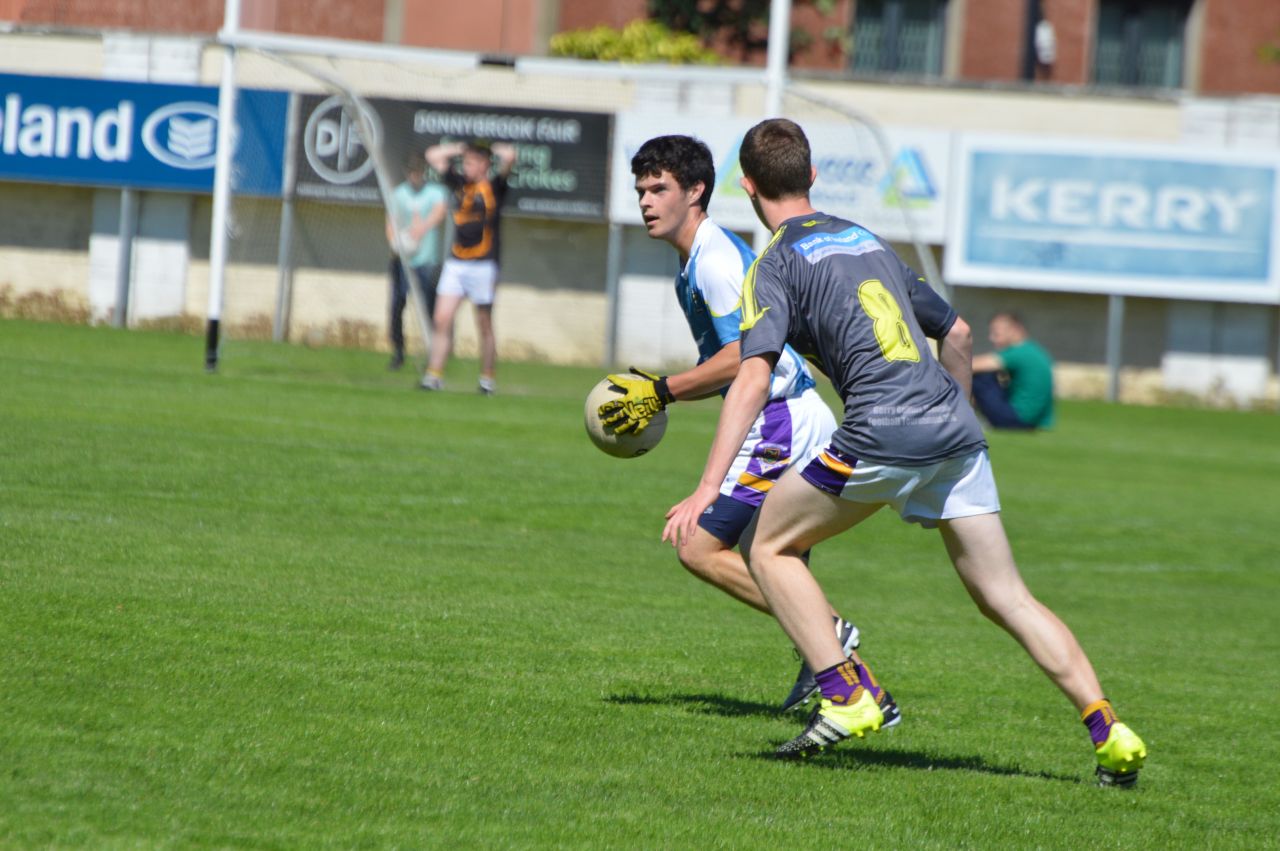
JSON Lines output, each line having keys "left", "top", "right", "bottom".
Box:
{"left": 212, "top": 40, "right": 617, "bottom": 378}
{"left": 207, "top": 36, "right": 943, "bottom": 376}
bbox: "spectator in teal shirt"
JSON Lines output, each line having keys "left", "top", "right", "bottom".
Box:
{"left": 972, "top": 312, "right": 1055, "bottom": 430}
{"left": 385, "top": 151, "right": 448, "bottom": 371}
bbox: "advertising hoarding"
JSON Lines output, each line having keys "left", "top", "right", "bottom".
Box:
{"left": 609, "top": 112, "right": 951, "bottom": 244}
{"left": 946, "top": 134, "right": 1280, "bottom": 304}
{"left": 0, "top": 71, "right": 287, "bottom": 196}
{"left": 293, "top": 95, "right": 611, "bottom": 219}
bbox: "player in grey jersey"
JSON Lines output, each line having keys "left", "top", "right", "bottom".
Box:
{"left": 663, "top": 118, "right": 1146, "bottom": 785}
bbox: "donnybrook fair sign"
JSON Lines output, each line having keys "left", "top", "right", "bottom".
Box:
{"left": 294, "top": 95, "right": 611, "bottom": 219}
{"left": 946, "top": 134, "right": 1280, "bottom": 304}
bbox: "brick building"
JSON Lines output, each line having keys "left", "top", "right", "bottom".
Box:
{"left": 3, "top": 0, "right": 1277, "bottom": 95}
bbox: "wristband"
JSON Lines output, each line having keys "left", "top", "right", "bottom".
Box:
{"left": 654, "top": 377, "right": 676, "bottom": 405}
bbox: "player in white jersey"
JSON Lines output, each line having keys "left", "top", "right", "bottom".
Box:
{"left": 598, "top": 135, "right": 899, "bottom": 718}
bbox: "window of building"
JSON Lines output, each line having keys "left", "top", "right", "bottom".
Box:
{"left": 1093, "top": 0, "right": 1193, "bottom": 88}
{"left": 851, "top": 0, "right": 948, "bottom": 76}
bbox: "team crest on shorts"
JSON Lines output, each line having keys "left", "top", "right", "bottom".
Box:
{"left": 756, "top": 443, "right": 789, "bottom": 475}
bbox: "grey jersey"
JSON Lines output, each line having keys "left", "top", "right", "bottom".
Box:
{"left": 739, "top": 214, "right": 986, "bottom": 465}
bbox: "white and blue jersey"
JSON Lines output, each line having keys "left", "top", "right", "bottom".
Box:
{"left": 678, "top": 220, "right": 816, "bottom": 402}
{"left": 679, "top": 219, "right": 836, "bottom": 526}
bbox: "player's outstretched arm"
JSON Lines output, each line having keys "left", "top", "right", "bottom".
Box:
{"left": 972, "top": 352, "right": 1003, "bottom": 374}
{"left": 597, "top": 342, "right": 741, "bottom": 434}
{"left": 666, "top": 341, "right": 742, "bottom": 401}
{"left": 939, "top": 315, "right": 974, "bottom": 399}
{"left": 663, "top": 355, "right": 772, "bottom": 547}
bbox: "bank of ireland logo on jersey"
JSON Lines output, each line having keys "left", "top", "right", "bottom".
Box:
{"left": 304, "top": 95, "right": 380, "bottom": 185}
{"left": 792, "top": 225, "right": 883, "bottom": 264}
{"left": 141, "top": 102, "right": 220, "bottom": 169}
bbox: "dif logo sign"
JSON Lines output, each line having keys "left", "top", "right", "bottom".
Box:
{"left": 303, "top": 95, "right": 380, "bottom": 185}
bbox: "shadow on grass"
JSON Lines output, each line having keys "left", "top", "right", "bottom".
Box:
{"left": 758, "top": 746, "right": 1081, "bottom": 784}
{"left": 606, "top": 692, "right": 1080, "bottom": 784}
{"left": 605, "top": 692, "right": 778, "bottom": 718}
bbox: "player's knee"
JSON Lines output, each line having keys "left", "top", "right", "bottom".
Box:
{"left": 676, "top": 540, "right": 714, "bottom": 580}
{"left": 969, "top": 584, "right": 1033, "bottom": 627}
{"left": 744, "top": 538, "right": 791, "bottom": 578}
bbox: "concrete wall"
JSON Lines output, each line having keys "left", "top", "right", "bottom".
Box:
{"left": 0, "top": 31, "right": 1277, "bottom": 406}
{"left": 182, "top": 196, "right": 610, "bottom": 363}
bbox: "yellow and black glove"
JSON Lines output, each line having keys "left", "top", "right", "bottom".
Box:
{"left": 597, "top": 367, "right": 676, "bottom": 435}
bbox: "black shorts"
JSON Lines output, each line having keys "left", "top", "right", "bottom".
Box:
{"left": 697, "top": 493, "right": 758, "bottom": 548}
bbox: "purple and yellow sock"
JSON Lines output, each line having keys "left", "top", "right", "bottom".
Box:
{"left": 1081, "top": 698, "right": 1119, "bottom": 747}
{"left": 815, "top": 660, "right": 866, "bottom": 705}
{"left": 853, "top": 662, "right": 883, "bottom": 702}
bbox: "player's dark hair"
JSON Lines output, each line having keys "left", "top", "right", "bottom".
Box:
{"left": 631, "top": 135, "right": 715, "bottom": 211}
{"left": 739, "top": 119, "right": 812, "bottom": 200}
{"left": 465, "top": 140, "right": 493, "bottom": 157}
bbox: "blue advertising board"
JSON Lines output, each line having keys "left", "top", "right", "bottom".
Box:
{"left": 945, "top": 135, "right": 1280, "bottom": 304}
{"left": 0, "top": 71, "right": 287, "bottom": 197}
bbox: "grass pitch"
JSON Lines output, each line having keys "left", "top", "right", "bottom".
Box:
{"left": 2, "top": 320, "right": 1278, "bottom": 848}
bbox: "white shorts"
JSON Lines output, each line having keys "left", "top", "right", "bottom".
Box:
{"left": 437, "top": 258, "right": 498, "bottom": 305}
{"left": 798, "top": 447, "right": 1000, "bottom": 528}
{"left": 721, "top": 387, "right": 837, "bottom": 508}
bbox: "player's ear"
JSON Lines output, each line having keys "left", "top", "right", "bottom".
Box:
{"left": 739, "top": 175, "right": 756, "bottom": 198}
{"left": 808, "top": 165, "right": 817, "bottom": 188}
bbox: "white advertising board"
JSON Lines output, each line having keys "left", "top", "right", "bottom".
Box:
{"left": 945, "top": 134, "right": 1280, "bottom": 304}
{"left": 609, "top": 112, "right": 952, "bottom": 244}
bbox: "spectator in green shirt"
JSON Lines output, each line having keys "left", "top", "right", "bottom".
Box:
{"left": 972, "top": 311, "right": 1055, "bottom": 430}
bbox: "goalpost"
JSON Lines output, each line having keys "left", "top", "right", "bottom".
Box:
{"left": 206, "top": 34, "right": 470, "bottom": 372}
{"left": 204, "top": 0, "right": 945, "bottom": 376}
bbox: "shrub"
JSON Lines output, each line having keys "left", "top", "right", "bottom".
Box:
{"left": 549, "top": 20, "right": 722, "bottom": 64}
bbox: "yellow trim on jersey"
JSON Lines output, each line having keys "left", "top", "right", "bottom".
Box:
{"left": 736, "top": 472, "right": 776, "bottom": 492}
{"left": 708, "top": 297, "right": 743, "bottom": 319}
{"left": 739, "top": 225, "right": 787, "bottom": 332}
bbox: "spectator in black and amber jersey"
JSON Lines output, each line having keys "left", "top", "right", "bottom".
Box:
{"left": 420, "top": 140, "right": 516, "bottom": 395}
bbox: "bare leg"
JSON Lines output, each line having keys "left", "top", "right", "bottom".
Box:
{"left": 428, "top": 293, "right": 464, "bottom": 378}
{"left": 747, "top": 468, "right": 883, "bottom": 672}
{"left": 939, "top": 513, "right": 1104, "bottom": 713}
{"left": 677, "top": 526, "right": 771, "bottom": 614}
{"left": 678, "top": 517, "right": 861, "bottom": 705}
{"left": 474, "top": 303, "right": 496, "bottom": 381}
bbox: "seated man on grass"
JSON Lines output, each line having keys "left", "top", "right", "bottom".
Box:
{"left": 972, "top": 311, "right": 1054, "bottom": 430}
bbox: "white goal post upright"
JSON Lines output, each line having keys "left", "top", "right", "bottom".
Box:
{"left": 206, "top": 0, "right": 241, "bottom": 372}
{"left": 758, "top": 0, "right": 793, "bottom": 252}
